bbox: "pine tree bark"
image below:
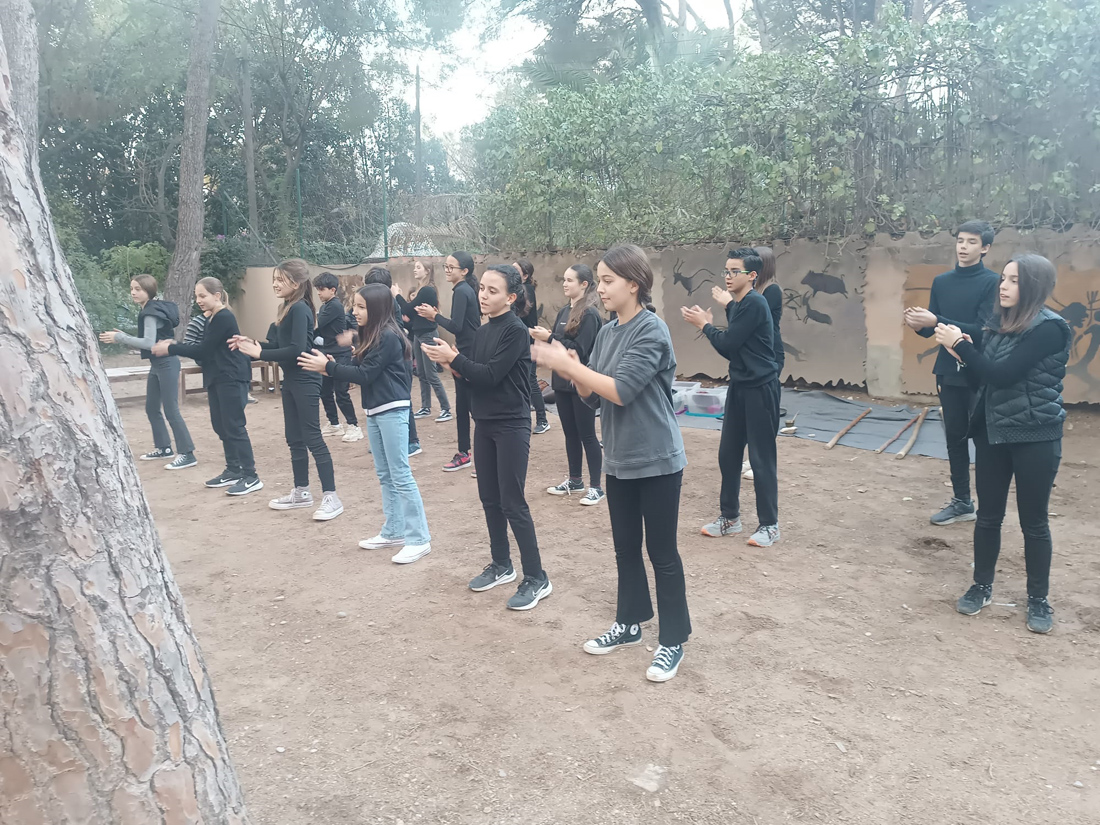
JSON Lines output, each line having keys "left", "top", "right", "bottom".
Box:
{"left": 164, "top": 0, "right": 222, "bottom": 333}
{"left": 0, "top": 12, "right": 250, "bottom": 825}
{"left": 238, "top": 55, "right": 260, "bottom": 238}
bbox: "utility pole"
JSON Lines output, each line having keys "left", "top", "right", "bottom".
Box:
{"left": 414, "top": 64, "right": 423, "bottom": 225}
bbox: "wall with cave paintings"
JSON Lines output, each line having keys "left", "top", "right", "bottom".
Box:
{"left": 238, "top": 228, "right": 1100, "bottom": 403}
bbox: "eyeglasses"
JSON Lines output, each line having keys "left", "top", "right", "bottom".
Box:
{"left": 725, "top": 269, "right": 751, "bottom": 275}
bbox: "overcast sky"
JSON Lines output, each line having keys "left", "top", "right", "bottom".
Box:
{"left": 408, "top": 0, "right": 748, "bottom": 140}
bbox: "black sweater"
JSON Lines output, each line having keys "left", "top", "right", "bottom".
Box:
{"left": 548, "top": 304, "right": 602, "bottom": 392}
{"left": 450, "top": 311, "right": 531, "bottom": 421}
{"left": 326, "top": 328, "right": 412, "bottom": 415}
{"left": 396, "top": 285, "right": 440, "bottom": 338}
{"left": 168, "top": 308, "right": 251, "bottom": 387}
{"left": 436, "top": 280, "right": 481, "bottom": 353}
{"left": 762, "top": 282, "right": 785, "bottom": 375}
{"left": 916, "top": 261, "right": 999, "bottom": 386}
{"left": 260, "top": 300, "right": 316, "bottom": 381}
{"left": 521, "top": 284, "right": 539, "bottom": 328}
{"left": 315, "top": 298, "right": 351, "bottom": 355}
{"left": 702, "top": 290, "right": 778, "bottom": 387}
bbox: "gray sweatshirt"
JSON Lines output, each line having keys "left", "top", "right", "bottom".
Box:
{"left": 113, "top": 317, "right": 158, "bottom": 351}
{"left": 584, "top": 309, "right": 687, "bottom": 479}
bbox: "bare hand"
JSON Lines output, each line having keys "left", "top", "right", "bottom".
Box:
{"left": 390, "top": 283, "right": 401, "bottom": 298}
{"left": 415, "top": 305, "right": 438, "bottom": 321}
{"left": 421, "top": 337, "right": 458, "bottom": 365}
{"left": 150, "top": 340, "right": 172, "bottom": 357}
{"left": 228, "top": 335, "right": 261, "bottom": 359}
{"left": 98, "top": 330, "right": 120, "bottom": 344}
{"left": 336, "top": 330, "right": 355, "bottom": 348}
{"left": 905, "top": 307, "right": 937, "bottom": 330}
{"left": 531, "top": 339, "right": 574, "bottom": 374}
{"left": 680, "top": 305, "right": 713, "bottom": 330}
{"left": 297, "top": 349, "right": 330, "bottom": 373}
{"left": 530, "top": 325, "right": 552, "bottom": 343}
{"left": 711, "top": 286, "right": 733, "bottom": 307}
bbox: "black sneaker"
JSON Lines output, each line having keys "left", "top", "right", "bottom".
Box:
{"left": 956, "top": 583, "right": 993, "bottom": 615}
{"left": 140, "top": 447, "right": 173, "bottom": 461}
{"left": 931, "top": 497, "right": 976, "bottom": 526}
{"left": 533, "top": 420, "right": 551, "bottom": 435}
{"left": 583, "top": 622, "right": 642, "bottom": 655}
{"left": 226, "top": 476, "right": 264, "bottom": 496}
{"left": 469, "top": 562, "right": 517, "bottom": 592}
{"left": 165, "top": 452, "right": 197, "bottom": 470}
{"left": 413, "top": 407, "right": 432, "bottom": 419}
{"left": 646, "top": 644, "right": 684, "bottom": 682}
{"left": 1026, "top": 597, "right": 1054, "bottom": 634}
{"left": 205, "top": 469, "right": 240, "bottom": 488}
{"left": 506, "top": 575, "right": 553, "bottom": 611}
{"left": 546, "top": 478, "right": 585, "bottom": 496}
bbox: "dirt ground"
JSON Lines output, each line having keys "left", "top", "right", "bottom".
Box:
{"left": 116, "top": 372, "right": 1100, "bottom": 825}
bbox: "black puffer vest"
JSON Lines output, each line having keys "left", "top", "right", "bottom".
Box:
{"left": 137, "top": 299, "right": 180, "bottom": 361}
{"left": 979, "top": 307, "right": 1071, "bottom": 444}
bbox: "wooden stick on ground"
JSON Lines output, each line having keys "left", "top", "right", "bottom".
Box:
{"left": 825, "top": 407, "right": 873, "bottom": 450}
{"left": 895, "top": 408, "right": 931, "bottom": 459}
{"left": 874, "top": 413, "right": 919, "bottom": 454}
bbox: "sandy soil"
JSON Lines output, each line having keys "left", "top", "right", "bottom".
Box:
{"left": 117, "top": 375, "right": 1100, "bottom": 825}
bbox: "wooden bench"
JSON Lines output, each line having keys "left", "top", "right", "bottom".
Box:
{"left": 106, "top": 361, "right": 281, "bottom": 402}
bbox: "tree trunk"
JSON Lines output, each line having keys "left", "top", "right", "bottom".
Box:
{"left": 0, "top": 12, "right": 251, "bottom": 825}
{"left": 239, "top": 55, "right": 260, "bottom": 238}
{"left": 752, "top": 0, "right": 771, "bottom": 52}
{"left": 164, "top": 0, "right": 222, "bottom": 333}
{"left": 0, "top": 0, "right": 37, "bottom": 148}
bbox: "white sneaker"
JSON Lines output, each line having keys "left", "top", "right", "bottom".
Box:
{"left": 312, "top": 492, "right": 344, "bottom": 521}
{"left": 392, "top": 543, "right": 431, "bottom": 564}
{"left": 269, "top": 487, "right": 313, "bottom": 510}
{"left": 742, "top": 459, "right": 753, "bottom": 479}
{"left": 321, "top": 422, "right": 345, "bottom": 437}
{"left": 342, "top": 425, "right": 364, "bottom": 442}
{"left": 359, "top": 534, "right": 405, "bottom": 550}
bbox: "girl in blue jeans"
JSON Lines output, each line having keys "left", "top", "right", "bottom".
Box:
{"left": 299, "top": 284, "right": 432, "bottom": 564}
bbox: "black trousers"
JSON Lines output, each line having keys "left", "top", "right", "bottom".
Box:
{"left": 320, "top": 351, "right": 358, "bottom": 426}
{"left": 208, "top": 380, "right": 256, "bottom": 476}
{"left": 937, "top": 382, "right": 977, "bottom": 501}
{"left": 406, "top": 360, "right": 419, "bottom": 446}
{"left": 529, "top": 361, "right": 546, "bottom": 420}
{"left": 474, "top": 419, "right": 544, "bottom": 579}
{"left": 606, "top": 471, "right": 691, "bottom": 647}
{"left": 455, "top": 379, "right": 472, "bottom": 454}
{"left": 973, "top": 429, "right": 1061, "bottom": 599}
{"left": 282, "top": 377, "right": 336, "bottom": 492}
{"left": 556, "top": 389, "right": 602, "bottom": 486}
{"left": 718, "top": 380, "right": 780, "bottom": 526}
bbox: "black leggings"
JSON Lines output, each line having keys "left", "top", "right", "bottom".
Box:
{"left": 282, "top": 377, "right": 335, "bottom": 492}
{"left": 529, "top": 361, "right": 546, "bottom": 421}
{"left": 208, "top": 380, "right": 256, "bottom": 476}
{"left": 455, "top": 379, "right": 472, "bottom": 454}
{"left": 718, "top": 380, "right": 780, "bottom": 526}
{"left": 474, "top": 419, "right": 543, "bottom": 579}
{"left": 938, "top": 382, "right": 977, "bottom": 501}
{"left": 973, "top": 428, "right": 1060, "bottom": 599}
{"left": 556, "top": 389, "right": 601, "bottom": 486}
{"left": 606, "top": 471, "right": 690, "bottom": 647}
{"left": 320, "top": 351, "right": 358, "bottom": 426}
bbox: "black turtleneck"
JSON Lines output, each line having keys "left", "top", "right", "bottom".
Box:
{"left": 916, "top": 261, "right": 1000, "bottom": 386}
{"left": 450, "top": 310, "right": 531, "bottom": 421}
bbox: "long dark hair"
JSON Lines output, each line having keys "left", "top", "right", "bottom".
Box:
{"left": 754, "top": 246, "right": 776, "bottom": 291}
{"left": 452, "top": 251, "right": 478, "bottom": 294}
{"left": 483, "top": 264, "right": 527, "bottom": 316}
{"left": 601, "top": 244, "right": 655, "bottom": 312}
{"left": 353, "top": 283, "right": 411, "bottom": 360}
{"left": 515, "top": 258, "right": 536, "bottom": 288}
{"left": 274, "top": 258, "right": 316, "bottom": 322}
{"left": 564, "top": 264, "right": 599, "bottom": 335}
{"left": 992, "top": 253, "right": 1057, "bottom": 335}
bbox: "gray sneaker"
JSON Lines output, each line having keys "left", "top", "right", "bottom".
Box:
{"left": 469, "top": 562, "right": 516, "bottom": 592}
{"left": 931, "top": 498, "right": 976, "bottom": 526}
{"left": 956, "top": 583, "right": 993, "bottom": 615}
{"left": 506, "top": 576, "right": 553, "bottom": 611}
{"left": 269, "top": 487, "right": 313, "bottom": 511}
{"left": 748, "top": 524, "right": 780, "bottom": 547}
{"left": 312, "top": 492, "right": 344, "bottom": 521}
{"left": 701, "top": 516, "right": 742, "bottom": 537}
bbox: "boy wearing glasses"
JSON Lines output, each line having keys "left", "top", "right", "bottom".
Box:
{"left": 682, "top": 247, "right": 781, "bottom": 547}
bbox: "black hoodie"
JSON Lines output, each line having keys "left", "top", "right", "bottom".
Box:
{"left": 136, "top": 300, "right": 179, "bottom": 361}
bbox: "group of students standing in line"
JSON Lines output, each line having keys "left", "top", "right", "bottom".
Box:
{"left": 105, "top": 223, "right": 1074, "bottom": 687}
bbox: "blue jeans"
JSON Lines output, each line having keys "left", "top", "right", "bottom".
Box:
{"left": 366, "top": 408, "right": 431, "bottom": 545}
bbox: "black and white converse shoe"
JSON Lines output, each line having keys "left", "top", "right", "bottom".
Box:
{"left": 165, "top": 452, "right": 197, "bottom": 470}
{"left": 583, "top": 622, "right": 642, "bottom": 655}
{"left": 140, "top": 447, "right": 173, "bottom": 461}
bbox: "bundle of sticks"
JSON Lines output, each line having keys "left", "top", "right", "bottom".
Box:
{"left": 822, "top": 406, "right": 934, "bottom": 459}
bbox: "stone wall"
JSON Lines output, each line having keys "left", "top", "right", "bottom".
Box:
{"left": 237, "top": 229, "right": 1100, "bottom": 403}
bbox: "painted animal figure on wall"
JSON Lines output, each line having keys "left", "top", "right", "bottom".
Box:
{"left": 801, "top": 270, "right": 848, "bottom": 298}
{"left": 672, "top": 258, "right": 717, "bottom": 297}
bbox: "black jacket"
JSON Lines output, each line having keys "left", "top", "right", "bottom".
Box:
{"left": 548, "top": 304, "right": 602, "bottom": 392}
{"left": 916, "top": 262, "right": 1000, "bottom": 386}
{"left": 137, "top": 300, "right": 179, "bottom": 361}
{"left": 437, "top": 280, "right": 481, "bottom": 352}
{"left": 168, "top": 308, "right": 251, "bottom": 387}
{"left": 326, "top": 328, "right": 412, "bottom": 415}
{"left": 957, "top": 308, "right": 1071, "bottom": 444}
{"left": 761, "top": 282, "right": 785, "bottom": 376}
{"left": 521, "top": 284, "right": 539, "bottom": 328}
{"left": 260, "top": 300, "right": 317, "bottom": 382}
{"left": 315, "top": 298, "right": 351, "bottom": 355}
{"left": 451, "top": 311, "right": 531, "bottom": 421}
{"left": 397, "top": 285, "right": 441, "bottom": 338}
{"left": 702, "top": 290, "right": 778, "bottom": 387}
